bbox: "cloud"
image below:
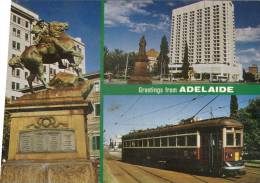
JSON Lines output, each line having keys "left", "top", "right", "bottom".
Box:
{"left": 236, "top": 26, "right": 260, "bottom": 42}
{"left": 105, "top": 0, "right": 170, "bottom": 33}
{"left": 236, "top": 47, "right": 260, "bottom": 66}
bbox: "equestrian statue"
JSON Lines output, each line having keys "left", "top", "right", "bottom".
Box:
{"left": 8, "top": 20, "right": 83, "bottom": 93}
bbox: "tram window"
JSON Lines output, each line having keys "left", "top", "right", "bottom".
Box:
{"left": 177, "top": 136, "right": 186, "bottom": 146}
{"left": 187, "top": 135, "right": 197, "bottom": 146}
{"left": 138, "top": 140, "right": 142, "bottom": 147}
{"left": 155, "top": 138, "right": 160, "bottom": 147}
{"left": 143, "top": 139, "right": 148, "bottom": 147}
{"left": 135, "top": 140, "right": 138, "bottom": 147}
{"left": 236, "top": 133, "right": 241, "bottom": 146}
{"left": 169, "top": 137, "right": 176, "bottom": 146}
{"left": 161, "top": 137, "right": 168, "bottom": 147}
{"left": 226, "top": 133, "right": 234, "bottom": 146}
{"left": 148, "top": 139, "right": 154, "bottom": 147}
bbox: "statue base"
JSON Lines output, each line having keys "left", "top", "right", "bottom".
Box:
{"left": 1, "top": 160, "right": 97, "bottom": 183}
{"left": 128, "top": 62, "right": 152, "bottom": 84}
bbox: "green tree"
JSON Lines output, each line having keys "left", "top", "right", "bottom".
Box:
{"left": 230, "top": 95, "right": 238, "bottom": 118}
{"left": 157, "top": 35, "right": 169, "bottom": 76}
{"left": 237, "top": 98, "right": 260, "bottom": 159}
{"left": 104, "top": 48, "right": 136, "bottom": 78}
{"left": 181, "top": 43, "right": 189, "bottom": 80}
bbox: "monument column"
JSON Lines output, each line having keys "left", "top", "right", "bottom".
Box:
{"left": 128, "top": 36, "right": 152, "bottom": 84}
{"left": 2, "top": 73, "right": 97, "bottom": 183}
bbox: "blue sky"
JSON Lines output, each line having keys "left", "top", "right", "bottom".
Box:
{"left": 104, "top": 95, "right": 258, "bottom": 144}
{"left": 17, "top": 0, "right": 100, "bottom": 73}
{"left": 105, "top": 0, "right": 260, "bottom": 70}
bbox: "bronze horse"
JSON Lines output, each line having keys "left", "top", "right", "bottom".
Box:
{"left": 9, "top": 21, "right": 83, "bottom": 93}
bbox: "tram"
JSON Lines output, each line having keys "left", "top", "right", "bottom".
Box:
{"left": 122, "top": 117, "right": 245, "bottom": 176}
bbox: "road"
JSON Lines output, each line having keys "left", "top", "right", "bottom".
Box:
{"left": 104, "top": 159, "right": 260, "bottom": 183}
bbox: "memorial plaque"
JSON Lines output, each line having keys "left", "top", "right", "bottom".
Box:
{"left": 33, "top": 132, "right": 47, "bottom": 152}
{"left": 20, "top": 132, "right": 33, "bottom": 152}
{"left": 19, "top": 129, "right": 76, "bottom": 153}
{"left": 48, "top": 132, "right": 61, "bottom": 152}
{"left": 61, "top": 131, "right": 76, "bottom": 151}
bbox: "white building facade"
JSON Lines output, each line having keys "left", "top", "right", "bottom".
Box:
{"left": 169, "top": 1, "right": 242, "bottom": 82}
{"left": 6, "top": 2, "right": 85, "bottom": 101}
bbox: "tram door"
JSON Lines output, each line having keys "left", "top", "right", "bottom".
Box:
{"left": 201, "top": 131, "right": 220, "bottom": 173}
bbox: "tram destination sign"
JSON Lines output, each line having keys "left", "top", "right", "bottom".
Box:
{"left": 19, "top": 129, "right": 76, "bottom": 153}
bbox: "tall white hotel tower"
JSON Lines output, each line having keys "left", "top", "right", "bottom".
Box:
{"left": 169, "top": 1, "right": 242, "bottom": 82}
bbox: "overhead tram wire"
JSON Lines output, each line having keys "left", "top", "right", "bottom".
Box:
{"left": 114, "top": 96, "right": 142, "bottom": 125}
{"left": 190, "top": 95, "right": 219, "bottom": 119}
{"left": 116, "top": 96, "right": 202, "bottom": 125}
{"left": 168, "top": 95, "right": 207, "bottom": 121}
{"left": 199, "top": 99, "right": 250, "bottom": 116}
{"left": 119, "top": 96, "right": 142, "bottom": 118}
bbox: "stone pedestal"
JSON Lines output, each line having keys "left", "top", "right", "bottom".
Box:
{"left": 2, "top": 72, "right": 97, "bottom": 183}
{"left": 128, "top": 59, "right": 152, "bottom": 84}
{"left": 2, "top": 160, "right": 97, "bottom": 183}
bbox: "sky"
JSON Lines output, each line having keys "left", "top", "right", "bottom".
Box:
{"left": 17, "top": 0, "right": 100, "bottom": 73}
{"left": 104, "top": 95, "right": 258, "bottom": 144}
{"left": 105, "top": 0, "right": 260, "bottom": 70}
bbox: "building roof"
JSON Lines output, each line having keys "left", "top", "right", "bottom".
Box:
{"left": 146, "top": 49, "right": 159, "bottom": 58}
{"left": 12, "top": 1, "right": 39, "bottom": 20}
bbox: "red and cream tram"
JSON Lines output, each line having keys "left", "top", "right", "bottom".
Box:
{"left": 122, "top": 117, "right": 245, "bottom": 176}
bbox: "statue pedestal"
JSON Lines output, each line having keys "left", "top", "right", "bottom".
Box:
{"left": 128, "top": 62, "right": 152, "bottom": 84}
{"left": 2, "top": 73, "right": 97, "bottom": 183}
{"left": 2, "top": 160, "right": 97, "bottom": 183}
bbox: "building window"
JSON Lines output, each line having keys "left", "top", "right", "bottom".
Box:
{"left": 12, "top": 41, "right": 20, "bottom": 50}
{"left": 12, "top": 41, "right": 16, "bottom": 49}
{"left": 25, "top": 33, "right": 29, "bottom": 41}
{"left": 94, "top": 103, "right": 100, "bottom": 117}
{"left": 17, "top": 17, "right": 21, "bottom": 24}
{"left": 25, "top": 72, "right": 28, "bottom": 79}
{"left": 92, "top": 136, "right": 100, "bottom": 150}
{"left": 25, "top": 21, "right": 29, "bottom": 28}
{"left": 17, "top": 42, "right": 20, "bottom": 50}
{"left": 12, "top": 82, "right": 15, "bottom": 90}
{"left": 16, "top": 69, "right": 20, "bottom": 77}
{"left": 17, "top": 29, "right": 21, "bottom": 38}
{"left": 13, "top": 15, "right": 16, "bottom": 22}
{"left": 12, "top": 28, "right": 16, "bottom": 36}
{"left": 16, "top": 83, "right": 20, "bottom": 90}
{"left": 11, "top": 96, "right": 15, "bottom": 101}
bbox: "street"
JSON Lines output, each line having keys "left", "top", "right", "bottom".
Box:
{"left": 104, "top": 159, "right": 260, "bottom": 183}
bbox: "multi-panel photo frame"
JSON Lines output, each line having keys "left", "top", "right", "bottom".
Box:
{"left": 0, "top": 1, "right": 259, "bottom": 183}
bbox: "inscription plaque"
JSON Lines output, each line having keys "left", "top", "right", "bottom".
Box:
{"left": 19, "top": 129, "right": 76, "bottom": 153}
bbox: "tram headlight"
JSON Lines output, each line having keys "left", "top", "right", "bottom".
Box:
{"left": 225, "top": 152, "right": 233, "bottom": 159}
